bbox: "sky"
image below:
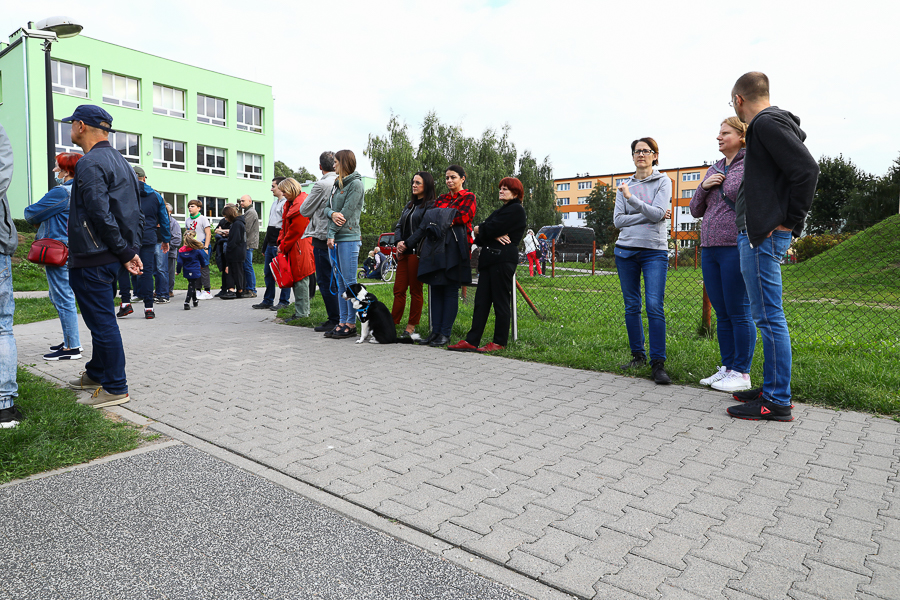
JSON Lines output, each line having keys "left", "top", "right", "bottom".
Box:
{"left": 5, "top": 0, "right": 899, "bottom": 181}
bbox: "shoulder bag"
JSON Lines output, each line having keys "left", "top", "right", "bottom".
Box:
{"left": 27, "top": 239, "right": 69, "bottom": 267}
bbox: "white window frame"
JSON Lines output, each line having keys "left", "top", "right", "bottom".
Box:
{"left": 153, "top": 138, "right": 186, "bottom": 171}
{"left": 682, "top": 172, "right": 700, "bottom": 182}
{"left": 577, "top": 196, "right": 588, "bottom": 204}
{"left": 237, "top": 151, "right": 263, "bottom": 180}
{"left": 577, "top": 212, "right": 586, "bottom": 219}
{"left": 615, "top": 177, "right": 629, "bottom": 186}
{"left": 50, "top": 60, "right": 88, "bottom": 98}
{"left": 563, "top": 212, "right": 570, "bottom": 220}
{"left": 556, "top": 183, "right": 570, "bottom": 191}
{"left": 236, "top": 103, "right": 263, "bottom": 133}
{"left": 54, "top": 121, "right": 80, "bottom": 155}
{"left": 197, "top": 145, "right": 226, "bottom": 176}
{"left": 109, "top": 131, "right": 140, "bottom": 164}
{"left": 153, "top": 84, "right": 186, "bottom": 119}
{"left": 197, "top": 196, "right": 229, "bottom": 221}
{"left": 680, "top": 206, "right": 690, "bottom": 215}
{"left": 102, "top": 72, "right": 140, "bottom": 109}
{"left": 557, "top": 198, "right": 570, "bottom": 206}
{"left": 578, "top": 181, "right": 593, "bottom": 190}
{"left": 682, "top": 189, "right": 695, "bottom": 198}
{"left": 197, "top": 94, "right": 226, "bottom": 127}
{"left": 161, "top": 191, "right": 188, "bottom": 220}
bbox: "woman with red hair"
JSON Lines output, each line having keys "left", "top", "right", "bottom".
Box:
{"left": 448, "top": 177, "right": 526, "bottom": 352}
{"left": 24, "top": 153, "right": 83, "bottom": 360}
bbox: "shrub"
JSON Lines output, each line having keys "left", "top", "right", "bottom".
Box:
{"left": 792, "top": 232, "right": 854, "bottom": 262}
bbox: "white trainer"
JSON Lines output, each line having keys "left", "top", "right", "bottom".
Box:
{"left": 198, "top": 291, "right": 213, "bottom": 300}
{"left": 712, "top": 371, "right": 752, "bottom": 392}
{"left": 700, "top": 366, "right": 728, "bottom": 386}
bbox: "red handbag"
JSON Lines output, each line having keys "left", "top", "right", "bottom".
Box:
{"left": 27, "top": 238, "right": 69, "bottom": 266}
{"left": 270, "top": 251, "right": 296, "bottom": 288}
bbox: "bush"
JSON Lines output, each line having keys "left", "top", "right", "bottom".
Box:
{"left": 13, "top": 219, "right": 36, "bottom": 234}
{"left": 792, "top": 232, "right": 854, "bottom": 262}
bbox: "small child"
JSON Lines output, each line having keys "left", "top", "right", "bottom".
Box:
{"left": 176, "top": 231, "right": 209, "bottom": 310}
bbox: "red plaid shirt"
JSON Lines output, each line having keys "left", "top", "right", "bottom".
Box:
{"left": 436, "top": 189, "right": 477, "bottom": 242}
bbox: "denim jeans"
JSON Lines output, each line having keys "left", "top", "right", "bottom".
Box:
{"left": 314, "top": 245, "right": 339, "bottom": 323}
{"left": 46, "top": 263, "right": 81, "bottom": 349}
{"left": 429, "top": 284, "right": 460, "bottom": 337}
{"left": 244, "top": 248, "right": 257, "bottom": 292}
{"left": 154, "top": 243, "right": 168, "bottom": 298}
{"left": 262, "top": 245, "right": 291, "bottom": 306}
{"left": 168, "top": 256, "right": 177, "bottom": 295}
{"left": 702, "top": 245, "right": 755, "bottom": 373}
{"left": 70, "top": 262, "right": 128, "bottom": 394}
{"left": 738, "top": 231, "right": 793, "bottom": 407}
{"left": 134, "top": 245, "right": 158, "bottom": 308}
{"left": 615, "top": 247, "right": 668, "bottom": 361}
{"left": 331, "top": 240, "right": 361, "bottom": 323}
{"left": 0, "top": 255, "right": 18, "bottom": 409}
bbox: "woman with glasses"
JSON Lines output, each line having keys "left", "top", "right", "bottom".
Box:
{"left": 393, "top": 172, "right": 436, "bottom": 338}
{"left": 690, "top": 117, "right": 754, "bottom": 393}
{"left": 614, "top": 137, "right": 672, "bottom": 384}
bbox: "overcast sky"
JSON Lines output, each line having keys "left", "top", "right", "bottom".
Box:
{"left": 6, "top": 0, "right": 899, "bottom": 180}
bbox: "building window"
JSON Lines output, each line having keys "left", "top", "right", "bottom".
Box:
{"left": 236, "top": 103, "right": 262, "bottom": 133}
{"left": 102, "top": 72, "right": 140, "bottom": 109}
{"left": 153, "top": 138, "right": 186, "bottom": 170}
{"left": 253, "top": 201, "right": 264, "bottom": 217}
{"left": 682, "top": 172, "right": 700, "bottom": 182}
{"left": 563, "top": 212, "right": 570, "bottom": 220}
{"left": 577, "top": 196, "right": 588, "bottom": 204}
{"left": 197, "top": 94, "right": 226, "bottom": 127}
{"left": 54, "top": 121, "right": 80, "bottom": 154}
{"left": 679, "top": 223, "right": 696, "bottom": 231}
{"left": 556, "top": 183, "right": 570, "bottom": 191}
{"left": 577, "top": 212, "right": 586, "bottom": 219}
{"left": 237, "top": 151, "right": 263, "bottom": 180}
{"left": 153, "top": 84, "right": 185, "bottom": 118}
{"left": 197, "top": 196, "right": 228, "bottom": 220}
{"left": 557, "top": 198, "right": 569, "bottom": 206}
{"left": 50, "top": 60, "right": 88, "bottom": 98}
{"left": 161, "top": 191, "right": 188, "bottom": 219}
{"left": 578, "top": 181, "right": 593, "bottom": 190}
{"left": 197, "top": 145, "right": 226, "bottom": 176}
{"left": 682, "top": 189, "right": 695, "bottom": 198}
{"left": 615, "top": 177, "right": 629, "bottom": 186}
{"left": 110, "top": 132, "right": 140, "bottom": 164}
{"left": 680, "top": 206, "right": 690, "bottom": 215}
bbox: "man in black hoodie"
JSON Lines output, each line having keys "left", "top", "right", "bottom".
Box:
{"left": 726, "top": 72, "right": 819, "bottom": 422}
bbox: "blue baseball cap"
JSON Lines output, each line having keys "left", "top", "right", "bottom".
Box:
{"left": 60, "top": 105, "right": 116, "bottom": 133}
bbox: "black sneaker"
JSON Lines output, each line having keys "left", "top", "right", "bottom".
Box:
{"left": 732, "top": 388, "right": 762, "bottom": 402}
{"left": 271, "top": 302, "right": 291, "bottom": 311}
{"left": 727, "top": 398, "right": 794, "bottom": 422}
{"left": 314, "top": 321, "right": 338, "bottom": 332}
{"left": 49, "top": 341, "right": 65, "bottom": 351}
{"left": 0, "top": 405, "right": 24, "bottom": 429}
{"left": 154, "top": 296, "right": 170, "bottom": 304}
{"left": 145, "top": 309, "right": 155, "bottom": 319}
{"left": 620, "top": 352, "right": 646, "bottom": 370}
{"left": 184, "top": 303, "right": 191, "bottom": 310}
{"left": 43, "top": 348, "right": 83, "bottom": 361}
{"left": 116, "top": 304, "right": 134, "bottom": 318}
{"left": 214, "top": 290, "right": 225, "bottom": 298}
{"left": 252, "top": 302, "right": 273, "bottom": 309}
{"left": 220, "top": 291, "right": 237, "bottom": 299}
{"left": 650, "top": 359, "right": 671, "bottom": 385}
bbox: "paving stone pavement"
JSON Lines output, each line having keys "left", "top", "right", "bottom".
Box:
{"left": 17, "top": 294, "right": 900, "bottom": 600}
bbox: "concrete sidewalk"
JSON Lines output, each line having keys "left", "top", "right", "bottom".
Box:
{"left": 15, "top": 295, "right": 900, "bottom": 600}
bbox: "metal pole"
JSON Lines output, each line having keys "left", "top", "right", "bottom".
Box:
{"left": 591, "top": 240, "right": 596, "bottom": 275}
{"left": 551, "top": 239, "right": 556, "bottom": 278}
{"left": 43, "top": 40, "right": 56, "bottom": 191}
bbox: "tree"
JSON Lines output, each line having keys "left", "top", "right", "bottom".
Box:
{"left": 584, "top": 183, "right": 618, "bottom": 249}
{"left": 839, "top": 153, "right": 900, "bottom": 232}
{"left": 807, "top": 155, "right": 866, "bottom": 234}
{"left": 516, "top": 150, "right": 559, "bottom": 231}
{"left": 274, "top": 160, "right": 317, "bottom": 183}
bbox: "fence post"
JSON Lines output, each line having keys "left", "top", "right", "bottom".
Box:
{"left": 592, "top": 240, "right": 596, "bottom": 276}
{"left": 551, "top": 239, "right": 556, "bottom": 278}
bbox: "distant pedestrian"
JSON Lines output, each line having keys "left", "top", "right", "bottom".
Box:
{"left": 690, "top": 117, "right": 754, "bottom": 393}
{"left": 277, "top": 178, "right": 315, "bottom": 322}
{"left": 24, "top": 152, "right": 83, "bottom": 361}
{"left": 220, "top": 205, "right": 246, "bottom": 299}
{"left": 61, "top": 105, "right": 143, "bottom": 408}
{"left": 253, "top": 177, "right": 292, "bottom": 310}
{"left": 166, "top": 203, "right": 181, "bottom": 297}
{"left": 239, "top": 195, "right": 259, "bottom": 297}
{"left": 0, "top": 122, "right": 23, "bottom": 428}
{"left": 538, "top": 233, "right": 549, "bottom": 275}
{"left": 614, "top": 137, "right": 672, "bottom": 385}
{"left": 299, "top": 152, "right": 340, "bottom": 331}
{"left": 725, "top": 72, "right": 818, "bottom": 422}
{"left": 392, "top": 172, "right": 436, "bottom": 338}
{"left": 176, "top": 231, "right": 208, "bottom": 310}
{"left": 185, "top": 199, "right": 213, "bottom": 299}
{"left": 523, "top": 228, "right": 542, "bottom": 276}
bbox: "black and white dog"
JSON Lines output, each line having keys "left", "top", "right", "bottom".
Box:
{"left": 342, "top": 282, "right": 421, "bottom": 344}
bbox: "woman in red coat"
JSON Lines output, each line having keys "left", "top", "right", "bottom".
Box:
{"left": 277, "top": 178, "right": 316, "bottom": 322}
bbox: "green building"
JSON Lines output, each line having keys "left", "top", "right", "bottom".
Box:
{"left": 0, "top": 28, "right": 274, "bottom": 225}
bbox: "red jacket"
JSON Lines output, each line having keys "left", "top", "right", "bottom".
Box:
{"left": 277, "top": 192, "right": 315, "bottom": 282}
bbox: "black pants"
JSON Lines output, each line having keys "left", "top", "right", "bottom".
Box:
{"left": 185, "top": 278, "right": 200, "bottom": 304}
{"left": 465, "top": 261, "right": 516, "bottom": 347}
{"left": 224, "top": 260, "right": 245, "bottom": 292}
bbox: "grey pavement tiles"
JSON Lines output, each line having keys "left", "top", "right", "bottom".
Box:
{"left": 13, "top": 295, "right": 900, "bottom": 600}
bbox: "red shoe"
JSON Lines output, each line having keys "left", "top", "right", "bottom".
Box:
{"left": 477, "top": 342, "right": 505, "bottom": 353}
{"left": 447, "top": 340, "right": 478, "bottom": 352}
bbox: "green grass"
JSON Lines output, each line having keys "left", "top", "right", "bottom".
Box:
{"left": 0, "top": 368, "right": 155, "bottom": 484}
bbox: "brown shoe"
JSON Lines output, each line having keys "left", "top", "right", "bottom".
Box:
{"left": 68, "top": 371, "right": 101, "bottom": 390}
{"left": 77, "top": 388, "right": 130, "bottom": 409}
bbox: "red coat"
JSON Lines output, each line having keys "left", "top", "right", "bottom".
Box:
{"left": 277, "top": 192, "right": 315, "bottom": 282}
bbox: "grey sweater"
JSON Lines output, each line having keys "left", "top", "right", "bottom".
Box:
{"left": 300, "top": 172, "right": 337, "bottom": 241}
{"left": 0, "top": 124, "right": 18, "bottom": 256}
{"left": 613, "top": 169, "right": 671, "bottom": 251}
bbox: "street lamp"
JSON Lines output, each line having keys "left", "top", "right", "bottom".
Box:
{"left": 26, "top": 17, "right": 83, "bottom": 191}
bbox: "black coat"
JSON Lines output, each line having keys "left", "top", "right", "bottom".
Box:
{"left": 473, "top": 199, "right": 526, "bottom": 270}
{"left": 225, "top": 216, "right": 246, "bottom": 264}
{"left": 413, "top": 208, "right": 472, "bottom": 286}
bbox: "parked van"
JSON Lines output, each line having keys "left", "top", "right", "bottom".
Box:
{"left": 537, "top": 225, "right": 595, "bottom": 263}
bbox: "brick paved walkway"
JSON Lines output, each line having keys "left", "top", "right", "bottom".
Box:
{"left": 18, "top": 296, "right": 900, "bottom": 600}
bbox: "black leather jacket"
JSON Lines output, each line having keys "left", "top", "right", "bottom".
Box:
{"left": 68, "top": 141, "right": 143, "bottom": 267}
{"left": 393, "top": 197, "right": 435, "bottom": 252}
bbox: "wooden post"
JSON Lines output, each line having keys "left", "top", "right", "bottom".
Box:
{"left": 551, "top": 239, "right": 556, "bottom": 278}
{"left": 592, "top": 240, "right": 596, "bottom": 275}
{"left": 516, "top": 279, "right": 541, "bottom": 317}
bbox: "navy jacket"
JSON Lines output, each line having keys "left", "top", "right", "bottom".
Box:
{"left": 138, "top": 182, "right": 170, "bottom": 246}
{"left": 176, "top": 247, "right": 209, "bottom": 280}
{"left": 68, "top": 141, "right": 143, "bottom": 267}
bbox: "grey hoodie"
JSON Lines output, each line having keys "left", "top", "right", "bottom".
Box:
{"left": 0, "top": 124, "right": 18, "bottom": 256}
{"left": 613, "top": 169, "right": 671, "bottom": 251}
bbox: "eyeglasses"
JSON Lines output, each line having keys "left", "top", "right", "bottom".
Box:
{"left": 633, "top": 149, "right": 655, "bottom": 156}
{"left": 728, "top": 95, "right": 741, "bottom": 108}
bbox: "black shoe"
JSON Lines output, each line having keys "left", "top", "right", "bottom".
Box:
{"left": 145, "top": 309, "right": 155, "bottom": 319}
{"left": 0, "top": 405, "right": 24, "bottom": 429}
{"left": 727, "top": 398, "right": 794, "bottom": 422}
{"left": 154, "top": 296, "right": 170, "bottom": 304}
{"left": 252, "top": 302, "right": 274, "bottom": 310}
{"left": 116, "top": 304, "right": 134, "bottom": 318}
{"left": 620, "top": 352, "right": 646, "bottom": 370}
{"left": 214, "top": 290, "right": 225, "bottom": 298}
{"left": 332, "top": 326, "right": 357, "bottom": 339}
{"left": 220, "top": 291, "right": 237, "bottom": 299}
{"left": 650, "top": 359, "right": 671, "bottom": 385}
{"left": 323, "top": 326, "right": 340, "bottom": 338}
{"left": 49, "top": 341, "right": 65, "bottom": 351}
{"left": 418, "top": 331, "right": 439, "bottom": 345}
{"left": 271, "top": 302, "right": 291, "bottom": 311}
{"left": 193, "top": 299, "right": 199, "bottom": 307}
{"left": 184, "top": 303, "right": 190, "bottom": 310}
{"left": 732, "top": 387, "right": 762, "bottom": 402}
{"left": 315, "top": 321, "right": 338, "bottom": 332}
{"left": 245, "top": 290, "right": 258, "bottom": 298}
{"left": 428, "top": 334, "right": 450, "bottom": 347}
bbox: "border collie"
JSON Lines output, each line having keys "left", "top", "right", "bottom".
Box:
{"left": 342, "top": 282, "right": 421, "bottom": 344}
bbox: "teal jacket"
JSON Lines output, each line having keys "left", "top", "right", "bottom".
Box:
{"left": 324, "top": 171, "right": 364, "bottom": 242}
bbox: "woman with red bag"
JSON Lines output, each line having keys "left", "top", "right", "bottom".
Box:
{"left": 276, "top": 178, "right": 315, "bottom": 323}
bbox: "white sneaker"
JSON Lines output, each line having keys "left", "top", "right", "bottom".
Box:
{"left": 700, "top": 366, "right": 728, "bottom": 386}
{"left": 712, "top": 371, "right": 752, "bottom": 392}
{"left": 198, "top": 291, "right": 213, "bottom": 300}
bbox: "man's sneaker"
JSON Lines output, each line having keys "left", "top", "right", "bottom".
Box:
{"left": 154, "top": 296, "right": 170, "bottom": 304}
{"left": 620, "top": 352, "right": 646, "bottom": 370}
{"left": 244, "top": 290, "right": 258, "bottom": 298}
{"left": 700, "top": 366, "right": 728, "bottom": 386}
{"left": 131, "top": 296, "right": 143, "bottom": 302}
{"left": 145, "top": 309, "right": 155, "bottom": 319}
{"left": 733, "top": 387, "right": 762, "bottom": 402}
{"left": 43, "top": 348, "right": 82, "bottom": 361}
{"left": 78, "top": 388, "right": 130, "bottom": 409}
{"left": 712, "top": 371, "right": 752, "bottom": 392}
{"left": 270, "top": 302, "right": 291, "bottom": 311}
{"left": 116, "top": 304, "right": 134, "bottom": 318}
{"left": 727, "top": 398, "right": 793, "bottom": 422}
{"left": 650, "top": 359, "right": 672, "bottom": 385}
{"left": 198, "top": 291, "right": 214, "bottom": 300}
{"left": 220, "top": 291, "right": 237, "bottom": 299}
{"left": 69, "top": 371, "right": 100, "bottom": 390}
{"left": 314, "top": 321, "right": 338, "bottom": 332}
{"left": 252, "top": 302, "right": 274, "bottom": 309}
{"left": 49, "top": 341, "right": 65, "bottom": 351}
{"left": 0, "top": 405, "right": 24, "bottom": 429}
{"left": 214, "top": 290, "right": 225, "bottom": 298}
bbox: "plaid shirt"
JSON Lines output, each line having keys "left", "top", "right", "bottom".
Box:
{"left": 436, "top": 189, "right": 477, "bottom": 242}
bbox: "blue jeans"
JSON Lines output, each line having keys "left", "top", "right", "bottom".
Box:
{"left": 702, "top": 246, "right": 755, "bottom": 373}
{"left": 133, "top": 244, "right": 157, "bottom": 308}
{"left": 46, "top": 263, "right": 81, "bottom": 349}
{"left": 429, "top": 284, "right": 460, "bottom": 337}
{"left": 615, "top": 247, "right": 668, "bottom": 361}
{"left": 262, "top": 245, "right": 291, "bottom": 306}
{"left": 244, "top": 249, "right": 257, "bottom": 292}
{"left": 0, "top": 255, "right": 17, "bottom": 409}
{"left": 331, "top": 240, "right": 361, "bottom": 323}
{"left": 738, "top": 231, "right": 793, "bottom": 407}
{"left": 154, "top": 243, "right": 168, "bottom": 298}
{"left": 70, "top": 262, "right": 128, "bottom": 394}
{"left": 314, "top": 245, "right": 340, "bottom": 323}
